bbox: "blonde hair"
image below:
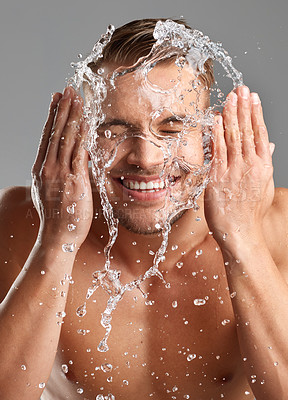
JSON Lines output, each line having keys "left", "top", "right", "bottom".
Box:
{"left": 88, "top": 18, "right": 214, "bottom": 88}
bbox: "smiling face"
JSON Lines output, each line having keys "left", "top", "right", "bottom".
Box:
{"left": 86, "top": 60, "right": 211, "bottom": 234}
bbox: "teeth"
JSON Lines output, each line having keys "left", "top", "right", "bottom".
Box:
{"left": 122, "top": 179, "right": 165, "bottom": 191}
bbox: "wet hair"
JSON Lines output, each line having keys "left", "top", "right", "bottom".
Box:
{"left": 88, "top": 18, "right": 215, "bottom": 88}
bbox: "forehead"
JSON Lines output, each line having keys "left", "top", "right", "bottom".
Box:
{"left": 85, "top": 61, "right": 208, "bottom": 120}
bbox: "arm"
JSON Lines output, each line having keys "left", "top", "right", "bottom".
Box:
{"left": 0, "top": 87, "right": 93, "bottom": 400}
{"left": 205, "top": 86, "right": 288, "bottom": 400}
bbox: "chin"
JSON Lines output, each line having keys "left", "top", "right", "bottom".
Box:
{"left": 114, "top": 207, "right": 188, "bottom": 235}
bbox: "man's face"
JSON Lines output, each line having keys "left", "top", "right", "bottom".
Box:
{"left": 87, "top": 61, "right": 210, "bottom": 234}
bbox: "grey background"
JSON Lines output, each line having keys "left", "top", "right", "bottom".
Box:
{"left": 0, "top": 0, "right": 287, "bottom": 189}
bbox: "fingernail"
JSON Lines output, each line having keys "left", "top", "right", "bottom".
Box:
{"left": 251, "top": 93, "right": 260, "bottom": 104}
{"left": 240, "top": 86, "right": 250, "bottom": 99}
{"left": 229, "top": 92, "right": 238, "bottom": 106}
{"left": 215, "top": 115, "right": 223, "bottom": 125}
{"left": 269, "top": 142, "right": 275, "bottom": 155}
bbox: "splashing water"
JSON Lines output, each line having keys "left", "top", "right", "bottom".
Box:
{"left": 68, "top": 19, "right": 243, "bottom": 352}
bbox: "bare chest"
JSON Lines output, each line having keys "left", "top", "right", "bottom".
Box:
{"left": 44, "top": 247, "right": 253, "bottom": 399}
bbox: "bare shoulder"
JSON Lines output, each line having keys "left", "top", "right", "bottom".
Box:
{"left": 0, "top": 185, "right": 38, "bottom": 229}
{"left": 263, "top": 187, "right": 288, "bottom": 270}
{"left": 0, "top": 186, "right": 39, "bottom": 302}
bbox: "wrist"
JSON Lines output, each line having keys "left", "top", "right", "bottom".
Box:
{"left": 214, "top": 227, "right": 267, "bottom": 260}
{"left": 34, "top": 234, "right": 78, "bottom": 261}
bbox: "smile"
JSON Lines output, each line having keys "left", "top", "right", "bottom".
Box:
{"left": 116, "top": 175, "right": 180, "bottom": 193}
{"left": 121, "top": 178, "right": 165, "bottom": 192}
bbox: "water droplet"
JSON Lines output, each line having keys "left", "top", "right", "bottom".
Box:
{"left": 67, "top": 223, "right": 76, "bottom": 231}
{"left": 62, "top": 243, "right": 76, "bottom": 253}
{"left": 40, "top": 270, "right": 45, "bottom": 275}
{"left": 184, "top": 396, "right": 190, "bottom": 399}
{"left": 77, "top": 329, "right": 90, "bottom": 335}
{"left": 230, "top": 291, "right": 237, "bottom": 298}
{"left": 244, "top": 391, "right": 250, "bottom": 395}
{"left": 61, "top": 364, "right": 68, "bottom": 373}
{"left": 213, "top": 274, "right": 218, "bottom": 279}
{"left": 222, "top": 232, "right": 228, "bottom": 241}
{"left": 176, "top": 262, "right": 183, "bottom": 269}
{"left": 77, "top": 388, "right": 84, "bottom": 394}
{"left": 79, "top": 192, "right": 86, "bottom": 200}
{"left": 39, "top": 382, "right": 45, "bottom": 388}
{"left": 172, "top": 300, "right": 178, "bottom": 308}
{"left": 194, "top": 298, "right": 206, "bottom": 306}
{"left": 187, "top": 354, "right": 196, "bottom": 361}
{"left": 98, "top": 340, "right": 109, "bottom": 353}
{"left": 56, "top": 311, "right": 66, "bottom": 318}
{"left": 195, "top": 249, "right": 202, "bottom": 257}
{"left": 66, "top": 203, "right": 76, "bottom": 214}
{"left": 155, "top": 223, "right": 161, "bottom": 229}
{"left": 101, "top": 363, "right": 113, "bottom": 373}
{"left": 76, "top": 303, "right": 87, "bottom": 317}
{"left": 221, "top": 319, "right": 230, "bottom": 326}
{"left": 171, "top": 244, "right": 178, "bottom": 251}
{"left": 274, "top": 362, "right": 279, "bottom": 366}
{"left": 172, "top": 385, "right": 178, "bottom": 392}
{"left": 105, "top": 129, "right": 112, "bottom": 138}
{"left": 21, "top": 364, "right": 26, "bottom": 370}
{"left": 123, "top": 379, "right": 129, "bottom": 385}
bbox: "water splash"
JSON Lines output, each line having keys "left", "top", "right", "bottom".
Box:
{"left": 68, "top": 19, "right": 243, "bottom": 352}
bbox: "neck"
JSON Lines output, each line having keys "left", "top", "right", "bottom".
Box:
{"left": 89, "top": 191, "right": 209, "bottom": 275}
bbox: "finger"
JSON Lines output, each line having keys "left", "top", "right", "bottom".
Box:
{"left": 269, "top": 142, "right": 275, "bottom": 156}
{"left": 250, "top": 92, "right": 270, "bottom": 159}
{"left": 45, "top": 86, "right": 74, "bottom": 163}
{"left": 223, "top": 92, "right": 241, "bottom": 165}
{"left": 236, "top": 86, "right": 255, "bottom": 159}
{"left": 72, "top": 120, "right": 89, "bottom": 174}
{"left": 32, "top": 92, "right": 62, "bottom": 173}
{"left": 211, "top": 115, "right": 227, "bottom": 178}
{"left": 58, "top": 95, "right": 84, "bottom": 168}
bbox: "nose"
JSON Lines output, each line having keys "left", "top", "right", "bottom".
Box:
{"left": 126, "top": 136, "right": 165, "bottom": 170}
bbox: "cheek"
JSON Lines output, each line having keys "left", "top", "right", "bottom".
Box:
{"left": 177, "top": 135, "right": 205, "bottom": 165}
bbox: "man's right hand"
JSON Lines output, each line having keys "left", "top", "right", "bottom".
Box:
{"left": 31, "top": 86, "right": 93, "bottom": 250}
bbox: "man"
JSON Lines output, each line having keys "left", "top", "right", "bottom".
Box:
{"left": 0, "top": 18, "right": 288, "bottom": 400}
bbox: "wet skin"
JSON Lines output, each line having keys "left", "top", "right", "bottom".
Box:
{"left": 1, "top": 63, "right": 288, "bottom": 400}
